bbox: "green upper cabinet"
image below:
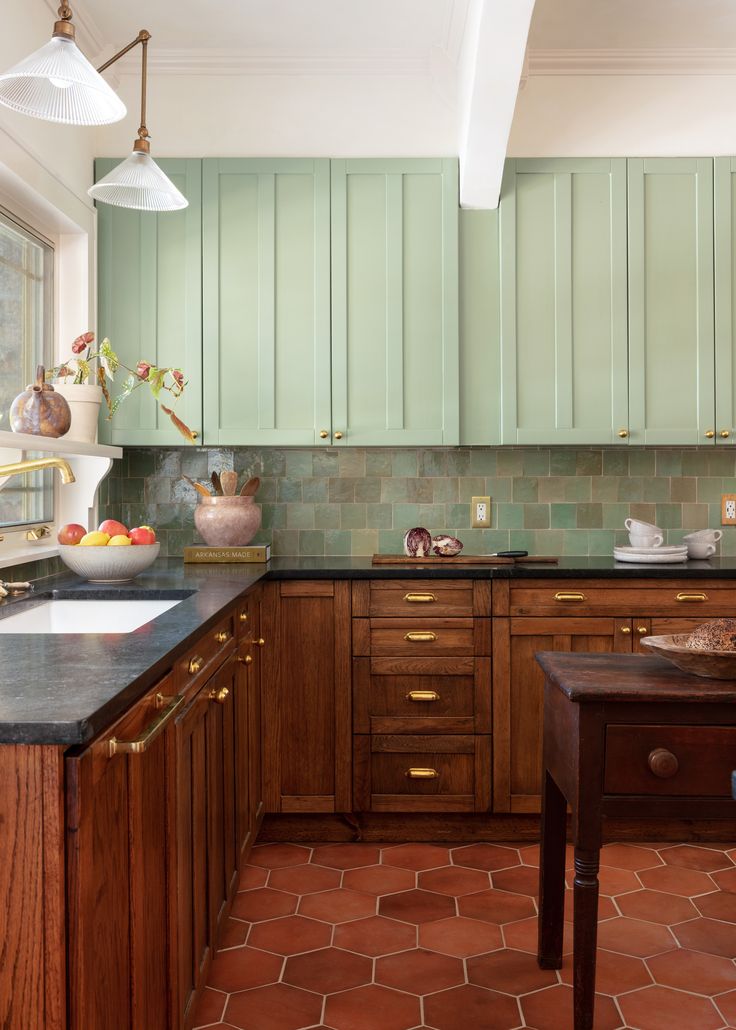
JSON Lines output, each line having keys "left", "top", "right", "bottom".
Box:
{"left": 498, "top": 159, "right": 629, "bottom": 445}
{"left": 627, "top": 158, "right": 715, "bottom": 445}
{"left": 714, "top": 157, "right": 736, "bottom": 444}
{"left": 96, "top": 159, "right": 203, "bottom": 445}
{"left": 330, "top": 159, "right": 459, "bottom": 446}
{"left": 202, "top": 159, "right": 331, "bottom": 446}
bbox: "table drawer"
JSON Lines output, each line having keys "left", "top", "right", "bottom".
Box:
{"left": 174, "top": 609, "right": 236, "bottom": 695}
{"left": 369, "top": 580, "right": 474, "bottom": 618}
{"left": 510, "top": 580, "right": 736, "bottom": 617}
{"left": 369, "top": 618, "right": 475, "bottom": 656}
{"left": 604, "top": 724, "right": 736, "bottom": 796}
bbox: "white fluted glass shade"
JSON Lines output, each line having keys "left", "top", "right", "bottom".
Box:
{"left": 0, "top": 36, "right": 126, "bottom": 125}
{"left": 88, "top": 151, "right": 189, "bottom": 211}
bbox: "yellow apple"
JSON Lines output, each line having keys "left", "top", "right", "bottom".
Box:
{"left": 108, "top": 534, "right": 132, "bottom": 546}
{"left": 79, "top": 531, "right": 110, "bottom": 546}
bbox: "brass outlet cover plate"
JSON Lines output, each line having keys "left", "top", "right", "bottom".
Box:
{"left": 471, "top": 495, "right": 491, "bottom": 528}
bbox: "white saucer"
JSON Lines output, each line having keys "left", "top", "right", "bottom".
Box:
{"left": 613, "top": 548, "right": 688, "bottom": 564}
{"left": 615, "top": 544, "right": 687, "bottom": 555}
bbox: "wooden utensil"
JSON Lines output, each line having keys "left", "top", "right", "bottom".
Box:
{"left": 182, "top": 475, "right": 211, "bottom": 498}
{"left": 220, "top": 470, "right": 238, "bottom": 496}
{"left": 211, "top": 471, "right": 223, "bottom": 495}
{"left": 240, "top": 476, "right": 260, "bottom": 496}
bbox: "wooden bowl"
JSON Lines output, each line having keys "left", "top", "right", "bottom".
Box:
{"left": 640, "top": 633, "right": 736, "bottom": 679}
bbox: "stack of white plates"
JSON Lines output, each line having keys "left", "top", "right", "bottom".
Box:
{"left": 613, "top": 544, "right": 688, "bottom": 564}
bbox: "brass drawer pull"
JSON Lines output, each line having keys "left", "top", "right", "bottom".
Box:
{"left": 252, "top": 637, "right": 265, "bottom": 647}
{"left": 209, "top": 686, "right": 230, "bottom": 705}
{"left": 554, "top": 591, "right": 586, "bottom": 602}
{"left": 675, "top": 592, "right": 708, "bottom": 602}
{"left": 215, "top": 630, "right": 230, "bottom": 643}
{"left": 238, "top": 654, "right": 253, "bottom": 665}
{"left": 188, "top": 655, "right": 205, "bottom": 675}
{"left": 406, "top": 690, "right": 440, "bottom": 702}
{"left": 619, "top": 626, "right": 631, "bottom": 635}
{"left": 407, "top": 767, "right": 438, "bottom": 780}
{"left": 648, "top": 747, "right": 679, "bottom": 779}
{"left": 404, "top": 631, "right": 437, "bottom": 642}
{"left": 637, "top": 626, "right": 648, "bottom": 635}
{"left": 108, "top": 693, "right": 185, "bottom": 757}
{"left": 404, "top": 592, "right": 437, "bottom": 603}
{"left": 239, "top": 611, "right": 248, "bottom": 623}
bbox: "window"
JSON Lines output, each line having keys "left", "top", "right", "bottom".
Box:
{"left": 0, "top": 208, "right": 54, "bottom": 531}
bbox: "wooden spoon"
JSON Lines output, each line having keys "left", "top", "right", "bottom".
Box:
{"left": 220, "top": 470, "right": 238, "bottom": 496}
{"left": 211, "top": 471, "right": 223, "bottom": 495}
{"left": 240, "top": 476, "right": 260, "bottom": 496}
{"left": 182, "top": 475, "right": 211, "bottom": 498}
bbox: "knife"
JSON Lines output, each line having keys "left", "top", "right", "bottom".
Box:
{"left": 483, "top": 550, "right": 529, "bottom": 558}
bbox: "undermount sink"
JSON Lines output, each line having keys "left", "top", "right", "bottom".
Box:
{"left": 0, "top": 598, "right": 182, "bottom": 634}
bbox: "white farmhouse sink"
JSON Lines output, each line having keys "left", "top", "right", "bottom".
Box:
{"left": 0, "top": 598, "right": 181, "bottom": 634}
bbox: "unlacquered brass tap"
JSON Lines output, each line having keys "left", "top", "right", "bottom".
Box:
{"left": 0, "top": 457, "right": 75, "bottom": 484}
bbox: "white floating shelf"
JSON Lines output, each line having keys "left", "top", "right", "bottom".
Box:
{"left": 0, "top": 429, "right": 121, "bottom": 459}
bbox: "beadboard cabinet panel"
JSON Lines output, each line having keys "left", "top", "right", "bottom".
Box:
{"left": 331, "top": 159, "right": 459, "bottom": 446}
{"left": 96, "top": 159, "right": 203, "bottom": 445}
{"left": 714, "top": 156, "right": 736, "bottom": 443}
{"left": 499, "top": 159, "right": 629, "bottom": 445}
{"left": 202, "top": 159, "right": 332, "bottom": 445}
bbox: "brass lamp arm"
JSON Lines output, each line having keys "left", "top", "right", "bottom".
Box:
{"left": 97, "top": 30, "right": 152, "bottom": 147}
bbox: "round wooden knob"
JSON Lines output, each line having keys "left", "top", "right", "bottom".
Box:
{"left": 648, "top": 747, "right": 679, "bottom": 779}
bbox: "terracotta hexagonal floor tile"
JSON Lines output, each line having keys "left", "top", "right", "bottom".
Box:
{"left": 491, "top": 865, "right": 540, "bottom": 896}
{"left": 238, "top": 865, "right": 269, "bottom": 890}
{"left": 660, "top": 844, "right": 735, "bottom": 873}
{"left": 381, "top": 843, "right": 451, "bottom": 870}
{"left": 379, "top": 888, "right": 457, "bottom": 924}
{"left": 713, "top": 866, "right": 736, "bottom": 893}
{"left": 268, "top": 864, "right": 342, "bottom": 895}
{"left": 459, "top": 888, "right": 536, "bottom": 925}
{"left": 218, "top": 917, "right": 250, "bottom": 949}
{"left": 451, "top": 843, "right": 521, "bottom": 872}
{"left": 191, "top": 987, "right": 227, "bottom": 1027}
{"left": 466, "top": 947, "right": 558, "bottom": 995}
{"left": 225, "top": 983, "right": 323, "bottom": 1030}
{"left": 563, "top": 889, "right": 617, "bottom": 922}
{"left": 418, "top": 865, "right": 490, "bottom": 897}
{"left": 520, "top": 984, "right": 622, "bottom": 1030}
{"left": 616, "top": 888, "right": 699, "bottom": 925}
{"left": 247, "top": 915, "right": 332, "bottom": 956}
{"left": 716, "top": 988, "right": 736, "bottom": 1025}
{"left": 342, "top": 863, "right": 416, "bottom": 896}
{"left": 599, "top": 843, "right": 663, "bottom": 871}
{"left": 518, "top": 843, "right": 574, "bottom": 869}
{"left": 647, "top": 948, "right": 736, "bottom": 995}
{"left": 333, "top": 915, "right": 416, "bottom": 956}
{"left": 559, "top": 949, "right": 652, "bottom": 995}
{"left": 208, "top": 947, "right": 284, "bottom": 992}
{"left": 311, "top": 843, "right": 381, "bottom": 869}
{"left": 299, "top": 888, "right": 376, "bottom": 923}
{"left": 696, "top": 889, "right": 736, "bottom": 923}
{"left": 638, "top": 864, "right": 716, "bottom": 897}
{"left": 230, "top": 887, "right": 298, "bottom": 923}
{"left": 283, "top": 946, "right": 372, "bottom": 994}
{"left": 248, "top": 844, "right": 312, "bottom": 869}
{"left": 502, "top": 915, "right": 572, "bottom": 956}
{"left": 324, "top": 984, "right": 421, "bottom": 1030}
{"left": 618, "top": 985, "right": 724, "bottom": 1030}
{"left": 423, "top": 984, "right": 521, "bottom": 1030}
{"left": 589, "top": 865, "right": 642, "bottom": 897}
{"left": 673, "top": 916, "right": 736, "bottom": 958}
{"left": 375, "top": 948, "right": 465, "bottom": 994}
{"left": 418, "top": 916, "right": 503, "bottom": 958}
{"left": 596, "top": 916, "right": 676, "bottom": 958}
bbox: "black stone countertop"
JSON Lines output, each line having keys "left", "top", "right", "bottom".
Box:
{"left": 4, "top": 554, "right": 736, "bottom": 746}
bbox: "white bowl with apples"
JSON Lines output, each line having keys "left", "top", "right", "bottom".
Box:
{"left": 57, "top": 519, "right": 159, "bottom": 583}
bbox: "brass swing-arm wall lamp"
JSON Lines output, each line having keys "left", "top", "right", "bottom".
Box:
{"left": 0, "top": 2, "right": 187, "bottom": 211}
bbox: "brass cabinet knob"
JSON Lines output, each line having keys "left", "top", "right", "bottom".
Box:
{"left": 191, "top": 431, "right": 199, "bottom": 440}
{"left": 319, "top": 430, "right": 329, "bottom": 439}
{"left": 619, "top": 626, "right": 631, "bottom": 634}
{"left": 648, "top": 747, "right": 679, "bottom": 779}
{"left": 252, "top": 637, "right": 265, "bottom": 647}
{"left": 209, "top": 686, "right": 230, "bottom": 705}
{"left": 637, "top": 626, "right": 648, "bottom": 635}
{"left": 333, "top": 431, "right": 343, "bottom": 440}
{"left": 239, "top": 611, "right": 248, "bottom": 623}
{"left": 705, "top": 430, "right": 715, "bottom": 438}
{"left": 237, "top": 654, "right": 253, "bottom": 665}
{"left": 215, "top": 630, "right": 230, "bottom": 643}
{"left": 188, "top": 655, "right": 204, "bottom": 675}
{"left": 618, "top": 429, "right": 629, "bottom": 438}
{"left": 721, "top": 430, "right": 731, "bottom": 438}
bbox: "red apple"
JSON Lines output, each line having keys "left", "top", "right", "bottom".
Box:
{"left": 58, "top": 523, "right": 87, "bottom": 546}
{"left": 129, "top": 525, "right": 156, "bottom": 545}
{"left": 98, "top": 518, "right": 129, "bottom": 538}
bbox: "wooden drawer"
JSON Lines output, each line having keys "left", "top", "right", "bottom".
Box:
{"left": 510, "top": 579, "right": 736, "bottom": 617}
{"left": 367, "top": 618, "right": 483, "bottom": 656}
{"left": 604, "top": 724, "right": 736, "bottom": 796}
{"left": 174, "top": 609, "right": 237, "bottom": 696}
{"left": 369, "top": 580, "right": 474, "bottom": 618}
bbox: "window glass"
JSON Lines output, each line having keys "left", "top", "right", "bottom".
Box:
{"left": 0, "top": 209, "right": 54, "bottom": 529}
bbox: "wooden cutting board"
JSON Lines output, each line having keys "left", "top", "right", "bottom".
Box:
{"left": 371, "top": 554, "right": 559, "bottom": 565}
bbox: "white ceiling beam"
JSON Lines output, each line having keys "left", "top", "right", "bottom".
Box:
{"left": 458, "top": 0, "right": 536, "bottom": 209}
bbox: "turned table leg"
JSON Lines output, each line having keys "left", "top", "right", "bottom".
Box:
{"left": 572, "top": 847, "right": 601, "bottom": 1030}
{"left": 537, "top": 769, "right": 567, "bottom": 969}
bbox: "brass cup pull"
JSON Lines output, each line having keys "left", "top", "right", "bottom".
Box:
{"left": 406, "top": 690, "right": 440, "bottom": 702}
{"left": 407, "top": 767, "right": 439, "bottom": 780}
{"left": 319, "top": 430, "right": 329, "bottom": 439}
{"left": 675, "top": 592, "right": 708, "bottom": 602}
{"left": 239, "top": 611, "right": 249, "bottom": 623}
{"left": 705, "top": 430, "right": 715, "bottom": 439}
{"left": 618, "top": 429, "right": 629, "bottom": 438}
{"left": 188, "top": 655, "right": 205, "bottom": 675}
{"left": 209, "top": 686, "right": 230, "bottom": 705}
{"left": 238, "top": 654, "right": 253, "bottom": 665}
{"left": 404, "top": 592, "right": 437, "bottom": 603}
{"left": 404, "top": 631, "right": 437, "bottom": 642}
{"left": 648, "top": 747, "right": 679, "bottom": 779}
{"left": 619, "top": 626, "right": 631, "bottom": 634}
{"left": 215, "top": 630, "right": 230, "bottom": 643}
{"left": 637, "top": 626, "right": 648, "bottom": 635}
{"left": 252, "top": 637, "right": 265, "bottom": 647}
{"left": 108, "top": 693, "right": 185, "bottom": 756}
{"left": 554, "top": 592, "right": 586, "bottom": 602}
{"left": 721, "top": 430, "right": 731, "bottom": 438}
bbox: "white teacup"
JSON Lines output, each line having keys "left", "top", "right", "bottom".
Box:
{"left": 629, "top": 531, "right": 664, "bottom": 549}
{"left": 685, "top": 540, "right": 717, "bottom": 559}
{"left": 625, "top": 517, "right": 662, "bottom": 535}
{"left": 683, "top": 529, "right": 722, "bottom": 544}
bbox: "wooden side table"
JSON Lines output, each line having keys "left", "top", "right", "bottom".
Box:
{"left": 535, "top": 652, "right": 736, "bottom": 1030}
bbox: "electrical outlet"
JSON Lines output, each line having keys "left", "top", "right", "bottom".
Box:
{"left": 722, "top": 494, "right": 736, "bottom": 525}
{"left": 471, "top": 495, "right": 491, "bottom": 528}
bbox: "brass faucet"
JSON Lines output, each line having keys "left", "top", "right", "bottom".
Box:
{"left": 0, "top": 457, "right": 75, "bottom": 484}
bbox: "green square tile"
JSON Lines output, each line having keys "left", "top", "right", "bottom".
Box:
{"left": 512, "top": 477, "right": 538, "bottom": 503}
{"left": 509, "top": 530, "right": 537, "bottom": 552}
{"left": 670, "top": 477, "right": 696, "bottom": 502}
{"left": 497, "top": 451, "right": 524, "bottom": 477}
{"left": 261, "top": 503, "right": 287, "bottom": 530}
{"left": 261, "top": 450, "right": 286, "bottom": 476}
{"left": 575, "top": 450, "right": 602, "bottom": 476}
{"left": 433, "top": 478, "right": 459, "bottom": 504}
{"left": 341, "top": 503, "right": 366, "bottom": 529}
{"left": 393, "top": 503, "right": 421, "bottom": 530}
{"left": 233, "top": 449, "right": 262, "bottom": 477}
{"left": 447, "top": 449, "right": 471, "bottom": 476}
{"left": 329, "top": 478, "right": 355, "bottom": 502}
{"left": 351, "top": 529, "right": 379, "bottom": 555}
{"left": 272, "top": 529, "right": 299, "bottom": 554}
{"left": 523, "top": 450, "right": 550, "bottom": 476}
{"left": 587, "top": 530, "right": 615, "bottom": 556}
{"left": 469, "top": 449, "right": 496, "bottom": 476}
{"left": 407, "top": 479, "right": 434, "bottom": 503}
{"left": 564, "top": 478, "right": 592, "bottom": 502}
{"left": 285, "top": 450, "right": 313, "bottom": 478}
{"left": 681, "top": 503, "right": 710, "bottom": 530}
{"left": 391, "top": 450, "right": 418, "bottom": 477}
{"left": 446, "top": 503, "right": 470, "bottom": 529}
{"left": 485, "top": 477, "right": 512, "bottom": 502}
{"left": 655, "top": 450, "right": 682, "bottom": 476}
{"left": 419, "top": 450, "right": 448, "bottom": 477}
{"left": 366, "top": 503, "right": 393, "bottom": 529}
{"left": 312, "top": 449, "right": 339, "bottom": 477}
{"left": 550, "top": 450, "right": 577, "bottom": 476}
{"left": 628, "top": 502, "right": 657, "bottom": 524}
{"left": 655, "top": 503, "right": 682, "bottom": 529}
{"left": 523, "top": 503, "right": 549, "bottom": 529}
{"left": 302, "top": 477, "right": 329, "bottom": 503}
{"left": 591, "top": 478, "right": 619, "bottom": 502}
{"left": 287, "top": 503, "right": 314, "bottom": 529}
{"left": 458, "top": 476, "right": 486, "bottom": 499}
{"left": 479, "top": 530, "right": 510, "bottom": 552}
{"left": 338, "top": 449, "right": 366, "bottom": 477}
{"left": 257, "top": 478, "right": 277, "bottom": 502}
{"left": 378, "top": 528, "right": 407, "bottom": 554}
{"left": 576, "top": 503, "right": 602, "bottom": 529}
{"left": 697, "top": 477, "right": 723, "bottom": 502}
{"left": 156, "top": 450, "right": 181, "bottom": 477}
{"left": 550, "top": 503, "right": 577, "bottom": 529}
{"left": 418, "top": 504, "right": 447, "bottom": 528}
{"left": 642, "top": 478, "right": 669, "bottom": 502}
{"left": 121, "top": 477, "right": 144, "bottom": 503}
{"left": 602, "top": 450, "right": 628, "bottom": 476}
{"left": 681, "top": 450, "right": 706, "bottom": 476}
{"left": 497, "top": 503, "right": 523, "bottom": 529}
{"left": 617, "top": 478, "right": 643, "bottom": 502}
{"left": 314, "top": 503, "right": 341, "bottom": 529}
{"left": 299, "top": 530, "right": 325, "bottom": 555}
{"left": 366, "top": 450, "right": 392, "bottom": 477}
{"left": 278, "top": 479, "right": 302, "bottom": 502}
{"left": 628, "top": 450, "right": 655, "bottom": 477}
{"left": 324, "top": 529, "right": 352, "bottom": 555}
{"left": 355, "top": 477, "right": 381, "bottom": 503}
{"left": 538, "top": 477, "right": 567, "bottom": 502}
{"left": 127, "top": 449, "right": 155, "bottom": 478}
{"left": 381, "top": 478, "right": 409, "bottom": 503}
{"left": 602, "top": 502, "right": 629, "bottom": 530}
{"left": 707, "top": 448, "right": 736, "bottom": 475}
{"left": 562, "top": 529, "right": 590, "bottom": 555}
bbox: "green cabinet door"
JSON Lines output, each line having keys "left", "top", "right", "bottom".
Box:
{"left": 96, "top": 159, "right": 203, "bottom": 445}
{"left": 202, "top": 159, "right": 331, "bottom": 446}
{"left": 714, "top": 157, "right": 736, "bottom": 445}
{"left": 628, "top": 158, "right": 715, "bottom": 445}
{"left": 330, "top": 159, "right": 459, "bottom": 446}
{"left": 499, "top": 159, "right": 629, "bottom": 445}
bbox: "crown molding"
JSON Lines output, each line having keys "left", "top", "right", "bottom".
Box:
{"left": 528, "top": 48, "right": 736, "bottom": 76}
{"left": 112, "top": 50, "right": 428, "bottom": 77}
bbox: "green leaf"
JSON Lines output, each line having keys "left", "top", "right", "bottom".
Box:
{"left": 148, "top": 368, "right": 166, "bottom": 399}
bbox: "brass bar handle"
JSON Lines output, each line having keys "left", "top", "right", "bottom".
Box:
{"left": 108, "top": 693, "right": 185, "bottom": 756}
{"left": 554, "top": 592, "right": 586, "bottom": 602}
{"left": 252, "top": 637, "right": 266, "bottom": 647}
{"left": 215, "top": 630, "right": 230, "bottom": 643}
{"left": 209, "top": 686, "right": 230, "bottom": 705}
{"left": 637, "top": 626, "right": 648, "bottom": 635}
{"left": 188, "top": 655, "right": 205, "bottom": 675}
{"left": 238, "top": 654, "right": 253, "bottom": 665}
{"left": 675, "top": 592, "right": 708, "bottom": 602}
{"left": 648, "top": 747, "right": 679, "bottom": 779}
{"left": 404, "top": 592, "right": 437, "bottom": 603}
{"left": 406, "top": 690, "right": 440, "bottom": 702}
{"left": 404, "top": 631, "right": 437, "bottom": 642}
{"left": 407, "top": 767, "right": 439, "bottom": 780}
{"left": 619, "top": 626, "right": 631, "bottom": 634}
{"left": 239, "top": 611, "right": 249, "bottom": 623}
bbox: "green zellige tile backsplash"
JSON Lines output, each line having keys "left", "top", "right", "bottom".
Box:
{"left": 95, "top": 446, "right": 736, "bottom": 559}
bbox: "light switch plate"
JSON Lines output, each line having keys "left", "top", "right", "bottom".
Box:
{"left": 471, "top": 496, "right": 491, "bottom": 528}
{"left": 722, "top": 494, "right": 736, "bottom": 525}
